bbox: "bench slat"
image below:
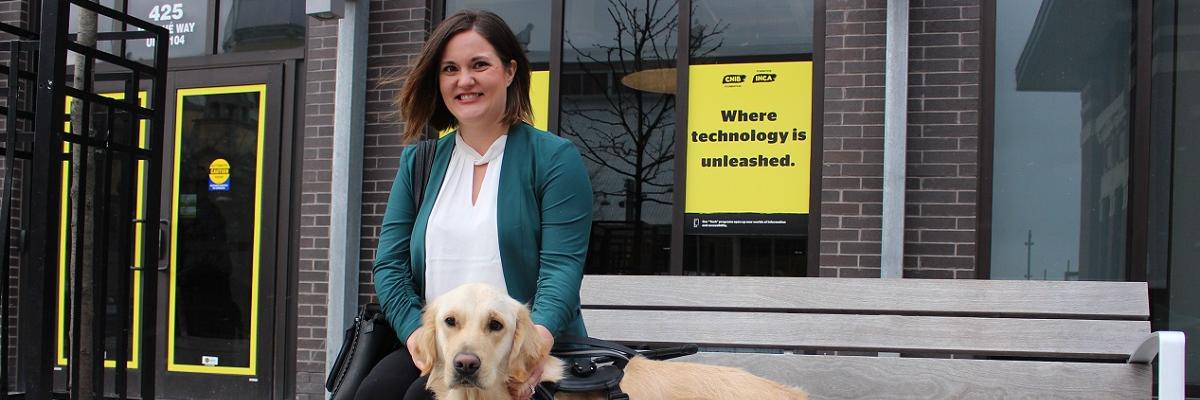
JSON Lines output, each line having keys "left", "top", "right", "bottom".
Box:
{"left": 675, "top": 353, "right": 1149, "bottom": 399}
{"left": 581, "top": 276, "right": 1149, "bottom": 319}
{"left": 582, "top": 309, "right": 1149, "bottom": 359}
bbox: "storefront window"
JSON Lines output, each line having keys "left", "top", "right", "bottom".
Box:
{"left": 683, "top": 0, "right": 814, "bottom": 276}
{"left": 1150, "top": 0, "right": 1199, "bottom": 391}
{"left": 217, "top": 0, "right": 306, "bottom": 54}
{"left": 990, "top": 0, "right": 1131, "bottom": 281}
{"left": 686, "top": 236, "right": 805, "bottom": 276}
{"left": 562, "top": 0, "right": 677, "bottom": 275}
{"left": 445, "top": 0, "right": 551, "bottom": 66}
{"left": 690, "top": 0, "right": 813, "bottom": 61}
{"left": 126, "top": 0, "right": 210, "bottom": 59}
{"left": 67, "top": 0, "right": 120, "bottom": 60}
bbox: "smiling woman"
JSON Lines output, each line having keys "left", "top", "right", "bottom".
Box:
{"left": 357, "top": 9, "right": 594, "bottom": 400}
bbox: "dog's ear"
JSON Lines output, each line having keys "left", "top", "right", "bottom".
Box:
{"left": 410, "top": 304, "right": 439, "bottom": 375}
{"left": 506, "top": 306, "right": 551, "bottom": 383}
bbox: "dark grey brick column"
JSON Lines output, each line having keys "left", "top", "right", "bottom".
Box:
{"left": 904, "top": 0, "right": 980, "bottom": 278}
{"left": 297, "top": 1, "right": 431, "bottom": 398}
{"left": 819, "top": 0, "right": 981, "bottom": 278}
{"left": 821, "top": 0, "right": 888, "bottom": 277}
{"left": 0, "top": 0, "right": 31, "bottom": 391}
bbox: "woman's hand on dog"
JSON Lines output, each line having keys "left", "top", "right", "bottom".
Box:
{"left": 507, "top": 324, "right": 553, "bottom": 400}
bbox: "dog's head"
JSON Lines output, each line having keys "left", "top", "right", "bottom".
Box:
{"left": 410, "top": 283, "right": 558, "bottom": 395}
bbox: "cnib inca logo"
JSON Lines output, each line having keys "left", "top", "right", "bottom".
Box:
{"left": 722, "top": 74, "right": 746, "bottom": 84}
{"left": 753, "top": 73, "right": 777, "bottom": 83}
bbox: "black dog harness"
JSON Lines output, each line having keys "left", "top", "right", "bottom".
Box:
{"left": 535, "top": 336, "right": 698, "bottom": 400}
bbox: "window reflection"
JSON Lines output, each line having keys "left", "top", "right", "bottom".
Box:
{"left": 991, "top": 0, "right": 1131, "bottom": 281}
{"left": 171, "top": 90, "right": 263, "bottom": 369}
{"left": 686, "top": 236, "right": 805, "bottom": 276}
{"left": 1168, "top": 1, "right": 1200, "bottom": 388}
{"left": 66, "top": 0, "right": 119, "bottom": 62}
{"left": 691, "top": 0, "right": 813, "bottom": 61}
{"left": 218, "top": 0, "right": 307, "bottom": 54}
{"left": 562, "top": 0, "right": 678, "bottom": 275}
{"left": 445, "top": 0, "right": 551, "bottom": 66}
{"left": 1150, "top": 0, "right": 1200, "bottom": 391}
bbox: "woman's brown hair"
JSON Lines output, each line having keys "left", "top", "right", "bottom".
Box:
{"left": 397, "top": 9, "right": 532, "bottom": 144}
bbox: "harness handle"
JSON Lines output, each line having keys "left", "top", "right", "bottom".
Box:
{"left": 554, "top": 336, "right": 699, "bottom": 361}
{"left": 639, "top": 343, "right": 699, "bottom": 361}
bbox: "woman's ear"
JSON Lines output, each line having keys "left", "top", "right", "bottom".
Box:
{"left": 505, "top": 59, "right": 517, "bottom": 87}
{"left": 410, "top": 306, "right": 439, "bottom": 375}
{"left": 505, "top": 307, "right": 549, "bottom": 383}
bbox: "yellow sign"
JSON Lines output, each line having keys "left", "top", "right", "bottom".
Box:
{"left": 530, "top": 70, "right": 549, "bottom": 131}
{"left": 685, "top": 61, "right": 813, "bottom": 234}
{"left": 209, "top": 158, "right": 231, "bottom": 184}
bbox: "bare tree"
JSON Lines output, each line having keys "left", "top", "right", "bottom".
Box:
{"left": 69, "top": 2, "right": 99, "bottom": 397}
{"left": 560, "top": 0, "right": 723, "bottom": 270}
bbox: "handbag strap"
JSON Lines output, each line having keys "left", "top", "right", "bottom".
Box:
{"left": 325, "top": 304, "right": 376, "bottom": 393}
{"left": 411, "top": 138, "right": 437, "bottom": 210}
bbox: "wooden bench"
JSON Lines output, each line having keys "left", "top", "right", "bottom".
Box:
{"left": 579, "top": 275, "right": 1186, "bottom": 399}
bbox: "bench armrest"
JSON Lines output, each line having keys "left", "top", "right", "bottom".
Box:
{"left": 1128, "top": 331, "right": 1186, "bottom": 400}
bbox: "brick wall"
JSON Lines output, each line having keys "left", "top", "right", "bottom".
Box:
{"left": 0, "top": 0, "right": 31, "bottom": 391}
{"left": 297, "top": 15, "right": 338, "bottom": 400}
{"left": 0, "top": 0, "right": 30, "bottom": 35}
{"left": 820, "top": 0, "right": 888, "bottom": 277}
{"left": 359, "top": 0, "right": 430, "bottom": 306}
{"left": 297, "top": 0, "right": 982, "bottom": 396}
{"left": 297, "top": 1, "right": 430, "bottom": 398}
{"left": 905, "top": 0, "right": 980, "bottom": 278}
{"left": 819, "top": 0, "right": 980, "bottom": 278}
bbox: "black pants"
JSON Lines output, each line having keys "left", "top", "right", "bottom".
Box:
{"left": 354, "top": 346, "right": 435, "bottom": 400}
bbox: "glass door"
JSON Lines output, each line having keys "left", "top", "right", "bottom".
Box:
{"left": 51, "top": 88, "right": 153, "bottom": 395}
{"left": 157, "top": 64, "right": 283, "bottom": 399}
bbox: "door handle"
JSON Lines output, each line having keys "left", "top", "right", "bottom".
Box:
{"left": 129, "top": 218, "right": 169, "bottom": 271}
{"left": 129, "top": 218, "right": 170, "bottom": 272}
{"left": 157, "top": 219, "right": 169, "bottom": 272}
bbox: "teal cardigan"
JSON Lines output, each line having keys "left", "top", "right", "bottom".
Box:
{"left": 373, "top": 123, "right": 593, "bottom": 342}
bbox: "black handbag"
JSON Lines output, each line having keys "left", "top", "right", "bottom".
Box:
{"left": 325, "top": 304, "right": 400, "bottom": 399}
{"left": 325, "top": 138, "right": 438, "bottom": 399}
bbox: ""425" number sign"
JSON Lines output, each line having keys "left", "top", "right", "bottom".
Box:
{"left": 147, "top": 3, "right": 184, "bottom": 22}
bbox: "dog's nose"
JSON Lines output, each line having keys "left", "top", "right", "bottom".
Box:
{"left": 453, "top": 352, "right": 480, "bottom": 376}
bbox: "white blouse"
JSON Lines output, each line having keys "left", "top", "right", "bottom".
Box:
{"left": 423, "top": 134, "right": 508, "bottom": 301}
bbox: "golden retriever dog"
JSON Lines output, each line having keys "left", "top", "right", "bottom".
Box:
{"left": 410, "top": 283, "right": 808, "bottom": 400}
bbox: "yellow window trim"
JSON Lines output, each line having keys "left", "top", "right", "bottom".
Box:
{"left": 167, "top": 84, "right": 267, "bottom": 376}
{"left": 57, "top": 92, "right": 148, "bottom": 369}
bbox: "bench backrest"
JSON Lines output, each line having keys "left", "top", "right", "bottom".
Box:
{"left": 578, "top": 275, "right": 1153, "bottom": 399}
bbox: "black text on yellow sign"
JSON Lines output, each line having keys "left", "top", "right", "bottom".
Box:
{"left": 685, "top": 61, "right": 812, "bottom": 235}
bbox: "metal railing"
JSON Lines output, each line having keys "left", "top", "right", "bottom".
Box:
{"left": 1, "top": 0, "right": 167, "bottom": 398}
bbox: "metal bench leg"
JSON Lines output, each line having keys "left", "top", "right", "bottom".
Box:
{"left": 1128, "top": 331, "right": 1186, "bottom": 400}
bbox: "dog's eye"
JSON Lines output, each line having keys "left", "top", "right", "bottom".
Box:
{"left": 444, "top": 317, "right": 456, "bottom": 327}
{"left": 487, "top": 320, "right": 503, "bottom": 331}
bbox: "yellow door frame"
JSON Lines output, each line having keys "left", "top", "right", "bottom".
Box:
{"left": 166, "top": 84, "right": 267, "bottom": 376}
{"left": 56, "top": 92, "right": 148, "bottom": 369}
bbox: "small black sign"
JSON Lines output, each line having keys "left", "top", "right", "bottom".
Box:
{"left": 685, "top": 213, "right": 808, "bottom": 236}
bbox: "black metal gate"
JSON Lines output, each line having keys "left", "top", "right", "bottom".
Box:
{"left": 0, "top": 0, "right": 167, "bottom": 398}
